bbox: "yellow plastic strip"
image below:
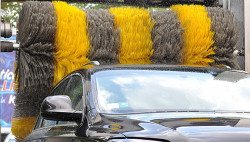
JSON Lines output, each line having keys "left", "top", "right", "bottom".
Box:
{"left": 171, "top": 5, "right": 215, "bottom": 66}
{"left": 11, "top": 117, "right": 37, "bottom": 140}
{"left": 109, "top": 7, "right": 154, "bottom": 65}
{"left": 53, "top": 1, "right": 90, "bottom": 85}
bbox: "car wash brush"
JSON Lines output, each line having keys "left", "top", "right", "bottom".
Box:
{"left": 12, "top": 1, "right": 57, "bottom": 139}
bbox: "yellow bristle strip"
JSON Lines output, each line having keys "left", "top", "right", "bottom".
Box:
{"left": 11, "top": 117, "right": 37, "bottom": 140}
{"left": 109, "top": 7, "right": 154, "bottom": 65}
{"left": 53, "top": 2, "right": 90, "bottom": 85}
{"left": 171, "top": 5, "right": 216, "bottom": 66}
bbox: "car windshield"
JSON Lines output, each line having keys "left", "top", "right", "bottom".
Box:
{"left": 93, "top": 69, "right": 250, "bottom": 113}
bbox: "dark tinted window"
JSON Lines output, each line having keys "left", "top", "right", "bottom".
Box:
{"left": 38, "top": 74, "right": 84, "bottom": 128}
{"left": 52, "top": 74, "right": 84, "bottom": 110}
{"left": 52, "top": 77, "right": 70, "bottom": 95}
{"left": 65, "top": 75, "right": 84, "bottom": 110}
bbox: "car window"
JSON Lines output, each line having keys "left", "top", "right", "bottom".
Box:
{"left": 52, "top": 77, "right": 70, "bottom": 95}
{"left": 36, "top": 74, "right": 84, "bottom": 128}
{"left": 57, "top": 121, "right": 75, "bottom": 125}
{"left": 52, "top": 74, "right": 84, "bottom": 110}
{"left": 94, "top": 70, "right": 250, "bottom": 113}
{"left": 38, "top": 118, "right": 76, "bottom": 128}
{"left": 41, "top": 119, "right": 57, "bottom": 127}
{"left": 65, "top": 75, "right": 84, "bottom": 110}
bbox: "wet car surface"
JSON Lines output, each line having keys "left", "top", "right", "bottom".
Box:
{"left": 25, "top": 65, "right": 250, "bottom": 142}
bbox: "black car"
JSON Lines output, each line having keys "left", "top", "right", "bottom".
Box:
{"left": 25, "top": 65, "right": 250, "bottom": 142}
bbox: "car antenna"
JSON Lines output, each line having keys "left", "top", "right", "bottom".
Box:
{"left": 83, "top": 61, "right": 100, "bottom": 66}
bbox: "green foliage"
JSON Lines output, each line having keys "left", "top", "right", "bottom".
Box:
{"left": 1, "top": 2, "right": 22, "bottom": 28}
{"left": 70, "top": 3, "right": 166, "bottom": 10}
{"left": 70, "top": 3, "right": 120, "bottom": 9}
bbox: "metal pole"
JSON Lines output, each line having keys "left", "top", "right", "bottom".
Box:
{"left": 245, "top": 0, "right": 250, "bottom": 71}
{"left": 223, "top": 0, "right": 227, "bottom": 9}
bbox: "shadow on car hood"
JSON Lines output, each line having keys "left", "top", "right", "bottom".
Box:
{"left": 87, "top": 112, "right": 250, "bottom": 142}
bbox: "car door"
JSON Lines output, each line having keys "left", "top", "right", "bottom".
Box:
{"left": 25, "top": 73, "right": 85, "bottom": 142}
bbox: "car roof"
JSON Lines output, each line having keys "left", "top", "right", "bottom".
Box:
{"left": 75, "top": 64, "right": 242, "bottom": 74}
{"left": 66, "top": 64, "right": 249, "bottom": 81}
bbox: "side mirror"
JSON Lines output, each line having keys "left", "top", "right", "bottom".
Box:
{"left": 41, "top": 95, "right": 82, "bottom": 122}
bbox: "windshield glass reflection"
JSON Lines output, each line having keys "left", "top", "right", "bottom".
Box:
{"left": 94, "top": 70, "right": 250, "bottom": 113}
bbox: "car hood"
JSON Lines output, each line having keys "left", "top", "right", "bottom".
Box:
{"left": 87, "top": 112, "right": 250, "bottom": 142}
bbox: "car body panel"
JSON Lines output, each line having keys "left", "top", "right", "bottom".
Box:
{"left": 25, "top": 65, "right": 250, "bottom": 142}
{"left": 26, "top": 112, "right": 250, "bottom": 142}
